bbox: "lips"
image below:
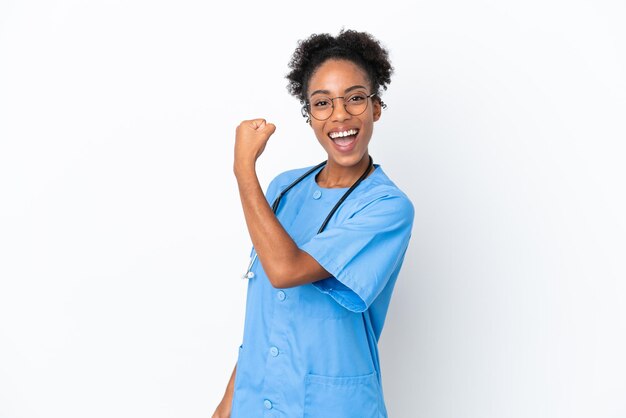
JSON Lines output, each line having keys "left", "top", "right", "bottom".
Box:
{"left": 328, "top": 128, "right": 360, "bottom": 152}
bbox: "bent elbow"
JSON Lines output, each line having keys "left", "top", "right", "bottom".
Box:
{"left": 264, "top": 250, "right": 328, "bottom": 288}
{"left": 265, "top": 268, "right": 292, "bottom": 289}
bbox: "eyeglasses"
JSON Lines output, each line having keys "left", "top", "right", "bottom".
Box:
{"left": 301, "top": 92, "right": 378, "bottom": 122}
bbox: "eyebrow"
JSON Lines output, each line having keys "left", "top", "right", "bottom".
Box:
{"left": 310, "top": 85, "right": 368, "bottom": 97}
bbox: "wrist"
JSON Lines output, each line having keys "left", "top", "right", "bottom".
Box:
{"left": 233, "top": 161, "right": 256, "bottom": 179}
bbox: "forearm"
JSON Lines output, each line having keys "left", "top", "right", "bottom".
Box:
{"left": 234, "top": 165, "right": 302, "bottom": 286}
{"left": 213, "top": 363, "right": 237, "bottom": 418}
{"left": 224, "top": 363, "right": 236, "bottom": 399}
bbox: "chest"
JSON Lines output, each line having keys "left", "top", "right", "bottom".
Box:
{"left": 274, "top": 186, "right": 355, "bottom": 244}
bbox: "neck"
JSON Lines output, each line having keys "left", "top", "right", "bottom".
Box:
{"left": 316, "top": 154, "right": 372, "bottom": 188}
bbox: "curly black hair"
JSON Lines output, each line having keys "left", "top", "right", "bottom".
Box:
{"left": 286, "top": 29, "right": 393, "bottom": 106}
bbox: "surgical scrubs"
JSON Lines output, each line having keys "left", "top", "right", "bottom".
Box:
{"left": 231, "top": 163, "right": 414, "bottom": 418}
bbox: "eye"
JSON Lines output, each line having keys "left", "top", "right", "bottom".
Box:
{"left": 347, "top": 93, "right": 367, "bottom": 102}
{"left": 313, "top": 98, "right": 331, "bottom": 107}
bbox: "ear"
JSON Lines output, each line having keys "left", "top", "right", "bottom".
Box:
{"left": 373, "top": 98, "right": 382, "bottom": 122}
{"left": 301, "top": 102, "right": 312, "bottom": 126}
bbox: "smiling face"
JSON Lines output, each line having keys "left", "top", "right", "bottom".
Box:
{"left": 306, "top": 59, "right": 382, "bottom": 170}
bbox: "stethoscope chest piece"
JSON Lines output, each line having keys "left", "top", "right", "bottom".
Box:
{"left": 242, "top": 253, "right": 257, "bottom": 280}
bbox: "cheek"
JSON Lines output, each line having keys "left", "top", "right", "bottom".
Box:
{"left": 312, "top": 124, "right": 328, "bottom": 143}
{"left": 360, "top": 118, "right": 375, "bottom": 134}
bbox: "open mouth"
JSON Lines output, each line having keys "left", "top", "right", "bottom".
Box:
{"left": 328, "top": 128, "right": 359, "bottom": 147}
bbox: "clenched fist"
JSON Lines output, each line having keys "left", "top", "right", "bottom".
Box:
{"left": 234, "top": 118, "right": 276, "bottom": 175}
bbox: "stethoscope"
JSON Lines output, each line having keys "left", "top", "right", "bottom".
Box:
{"left": 242, "top": 155, "right": 374, "bottom": 279}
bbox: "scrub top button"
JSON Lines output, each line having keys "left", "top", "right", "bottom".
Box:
{"left": 277, "top": 291, "right": 286, "bottom": 301}
{"left": 264, "top": 399, "right": 273, "bottom": 409}
{"left": 313, "top": 190, "right": 322, "bottom": 199}
{"left": 270, "top": 346, "right": 279, "bottom": 357}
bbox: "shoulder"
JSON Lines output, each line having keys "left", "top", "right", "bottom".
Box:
{"left": 351, "top": 165, "right": 415, "bottom": 220}
{"left": 264, "top": 163, "right": 324, "bottom": 199}
{"left": 271, "top": 164, "right": 320, "bottom": 186}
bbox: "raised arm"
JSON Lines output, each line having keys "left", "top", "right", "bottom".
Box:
{"left": 233, "top": 118, "right": 331, "bottom": 288}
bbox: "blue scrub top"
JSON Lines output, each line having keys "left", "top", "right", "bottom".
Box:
{"left": 231, "top": 162, "right": 415, "bottom": 418}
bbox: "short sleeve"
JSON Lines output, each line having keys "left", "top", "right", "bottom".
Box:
{"left": 299, "top": 192, "right": 415, "bottom": 312}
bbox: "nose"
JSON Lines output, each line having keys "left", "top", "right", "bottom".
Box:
{"left": 330, "top": 98, "right": 351, "bottom": 122}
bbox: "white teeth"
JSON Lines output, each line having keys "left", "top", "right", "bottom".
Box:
{"left": 329, "top": 129, "right": 358, "bottom": 139}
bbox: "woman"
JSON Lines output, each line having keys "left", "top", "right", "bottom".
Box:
{"left": 213, "top": 29, "right": 414, "bottom": 418}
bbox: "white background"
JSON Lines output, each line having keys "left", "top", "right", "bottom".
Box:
{"left": 1, "top": 1, "right": 625, "bottom": 417}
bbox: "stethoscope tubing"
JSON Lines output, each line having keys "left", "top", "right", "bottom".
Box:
{"left": 242, "top": 155, "right": 374, "bottom": 279}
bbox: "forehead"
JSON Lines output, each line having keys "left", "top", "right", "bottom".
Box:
{"left": 307, "top": 59, "right": 370, "bottom": 95}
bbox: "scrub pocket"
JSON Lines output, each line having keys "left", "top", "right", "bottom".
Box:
{"left": 231, "top": 344, "right": 244, "bottom": 417}
{"left": 233, "top": 344, "right": 244, "bottom": 389}
{"left": 303, "top": 370, "right": 382, "bottom": 418}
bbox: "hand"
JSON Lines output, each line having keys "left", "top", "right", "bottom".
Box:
{"left": 234, "top": 118, "right": 276, "bottom": 175}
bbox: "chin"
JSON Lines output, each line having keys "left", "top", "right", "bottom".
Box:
{"left": 329, "top": 151, "right": 368, "bottom": 167}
